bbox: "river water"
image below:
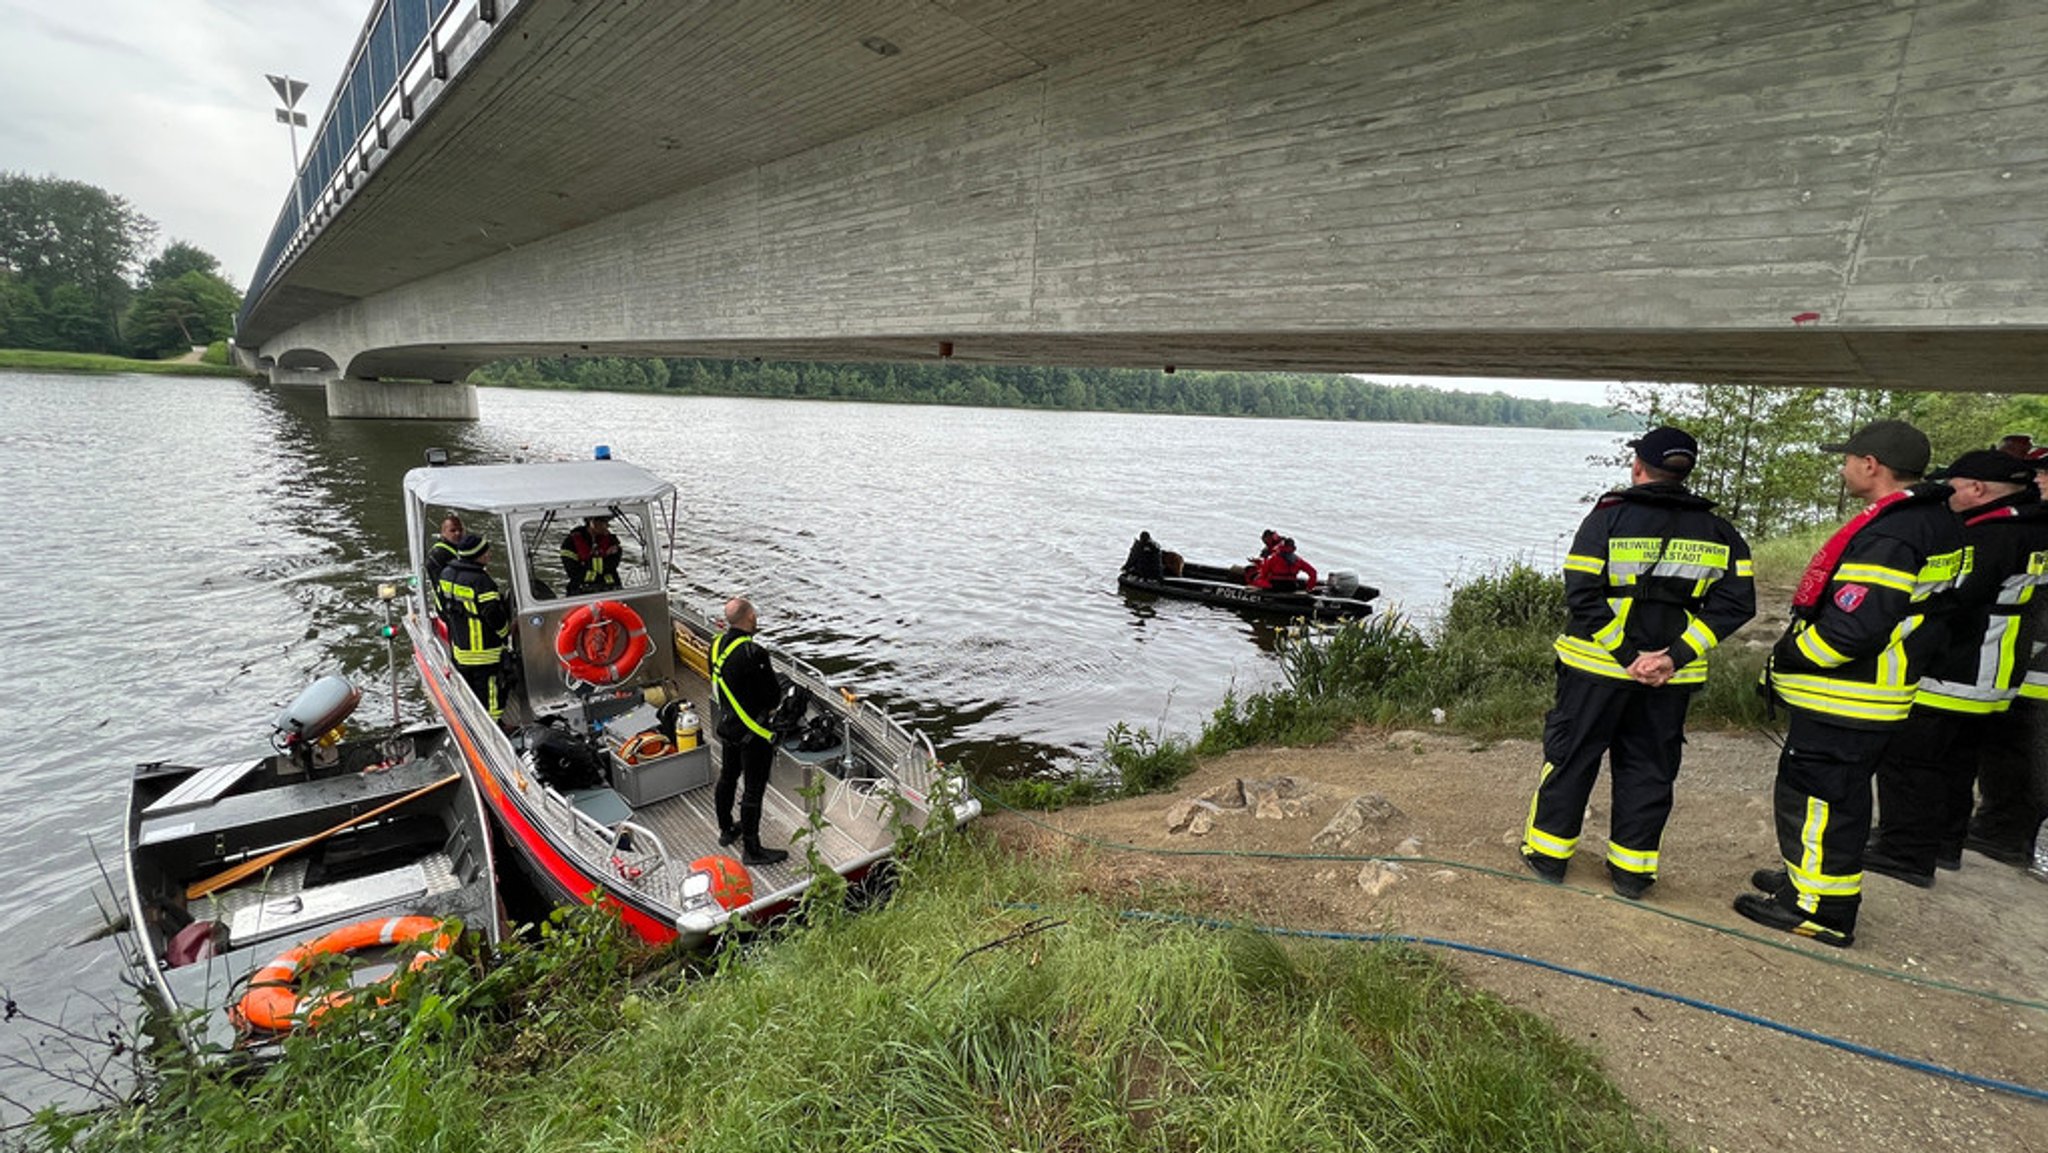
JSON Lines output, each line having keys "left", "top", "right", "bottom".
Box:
{"left": 0, "top": 370, "right": 1615, "bottom": 1111}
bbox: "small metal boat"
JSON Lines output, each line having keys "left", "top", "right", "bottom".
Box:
{"left": 1119, "top": 542, "right": 1380, "bottom": 621}
{"left": 123, "top": 676, "right": 501, "bottom": 1055}
{"left": 401, "top": 450, "right": 977, "bottom": 947}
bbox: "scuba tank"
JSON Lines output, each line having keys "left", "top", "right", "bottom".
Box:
{"left": 656, "top": 700, "right": 702, "bottom": 751}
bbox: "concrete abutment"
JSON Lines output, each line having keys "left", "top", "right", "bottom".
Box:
{"left": 325, "top": 378, "right": 480, "bottom": 421}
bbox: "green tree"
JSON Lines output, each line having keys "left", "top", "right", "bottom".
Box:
{"left": 142, "top": 239, "right": 223, "bottom": 288}
{"left": 124, "top": 269, "right": 241, "bottom": 356}
{"left": 0, "top": 172, "right": 155, "bottom": 353}
{"left": 0, "top": 268, "right": 47, "bottom": 348}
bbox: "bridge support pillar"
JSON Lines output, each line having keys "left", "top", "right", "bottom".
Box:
{"left": 270, "top": 365, "right": 337, "bottom": 388}
{"left": 326, "top": 378, "right": 479, "bottom": 421}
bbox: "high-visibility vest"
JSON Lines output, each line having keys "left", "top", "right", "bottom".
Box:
{"left": 710, "top": 633, "right": 775, "bottom": 740}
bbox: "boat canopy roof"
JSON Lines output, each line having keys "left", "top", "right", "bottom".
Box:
{"left": 404, "top": 459, "right": 676, "bottom": 515}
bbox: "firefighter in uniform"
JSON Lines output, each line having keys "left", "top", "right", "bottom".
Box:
{"left": 560, "top": 515, "right": 623, "bottom": 596}
{"left": 1869, "top": 450, "right": 2048, "bottom": 882}
{"left": 1522, "top": 426, "right": 1756, "bottom": 898}
{"left": 1737, "top": 420, "right": 1965, "bottom": 947}
{"left": 1969, "top": 452, "right": 2048, "bottom": 869}
{"left": 710, "top": 596, "right": 790, "bottom": 866}
{"left": 437, "top": 534, "right": 511, "bottom": 721}
{"left": 425, "top": 514, "right": 464, "bottom": 606}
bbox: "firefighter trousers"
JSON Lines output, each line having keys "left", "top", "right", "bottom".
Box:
{"left": 1972, "top": 698, "right": 2048, "bottom": 858}
{"left": 1524, "top": 666, "right": 1693, "bottom": 877}
{"left": 1873, "top": 706, "right": 1984, "bottom": 874}
{"left": 1768, "top": 711, "right": 1893, "bottom": 932}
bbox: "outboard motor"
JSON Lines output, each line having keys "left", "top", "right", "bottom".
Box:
{"left": 273, "top": 675, "right": 362, "bottom": 754}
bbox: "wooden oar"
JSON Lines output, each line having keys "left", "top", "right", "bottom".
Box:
{"left": 185, "top": 774, "right": 460, "bottom": 901}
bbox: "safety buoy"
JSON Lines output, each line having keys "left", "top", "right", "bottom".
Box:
{"left": 555, "top": 600, "right": 651, "bottom": 685}
{"left": 688, "top": 855, "right": 753, "bottom": 910}
{"left": 234, "top": 915, "right": 453, "bottom": 1033}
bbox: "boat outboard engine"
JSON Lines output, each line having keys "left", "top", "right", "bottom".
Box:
{"left": 273, "top": 675, "right": 362, "bottom": 764}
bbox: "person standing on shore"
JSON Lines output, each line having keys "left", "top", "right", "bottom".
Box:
{"left": 1521, "top": 426, "right": 1755, "bottom": 898}
{"left": 1868, "top": 450, "right": 2048, "bottom": 882}
{"left": 1736, "top": 420, "right": 1964, "bottom": 947}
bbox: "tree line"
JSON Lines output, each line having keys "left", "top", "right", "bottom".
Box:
{"left": 0, "top": 173, "right": 242, "bottom": 358}
{"left": 1613, "top": 382, "right": 2048, "bottom": 539}
{"left": 470, "top": 356, "right": 1637, "bottom": 430}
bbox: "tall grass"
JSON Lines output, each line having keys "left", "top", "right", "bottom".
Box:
{"left": 0, "top": 349, "right": 246, "bottom": 377}
{"left": 33, "top": 835, "right": 1674, "bottom": 1152}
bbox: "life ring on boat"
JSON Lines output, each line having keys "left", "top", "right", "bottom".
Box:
{"left": 555, "top": 600, "right": 650, "bottom": 685}
{"left": 233, "top": 915, "right": 453, "bottom": 1033}
{"left": 619, "top": 730, "right": 674, "bottom": 764}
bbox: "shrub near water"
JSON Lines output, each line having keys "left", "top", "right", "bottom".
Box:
{"left": 44, "top": 835, "right": 1674, "bottom": 1153}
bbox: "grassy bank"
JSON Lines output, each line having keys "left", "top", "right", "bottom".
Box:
{"left": 0, "top": 348, "right": 249, "bottom": 377}
{"left": 26, "top": 835, "right": 1674, "bottom": 1153}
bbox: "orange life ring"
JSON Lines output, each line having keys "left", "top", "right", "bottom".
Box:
{"left": 688, "top": 855, "right": 753, "bottom": 910}
{"left": 233, "top": 915, "right": 453, "bottom": 1033}
{"left": 555, "top": 600, "right": 651, "bottom": 685}
{"left": 619, "top": 730, "right": 675, "bottom": 764}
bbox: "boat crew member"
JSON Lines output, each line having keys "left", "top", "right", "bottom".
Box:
{"left": 1737, "top": 420, "right": 1964, "bottom": 947}
{"left": 560, "top": 515, "right": 623, "bottom": 596}
{"left": 1997, "top": 433, "right": 2035, "bottom": 458}
{"left": 425, "top": 515, "right": 465, "bottom": 604}
{"left": 710, "top": 596, "right": 790, "bottom": 866}
{"left": 1250, "top": 537, "right": 1318, "bottom": 590}
{"left": 1123, "top": 531, "right": 1164, "bottom": 581}
{"left": 1250, "top": 528, "right": 1281, "bottom": 567}
{"left": 437, "top": 534, "right": 512, "bottom": 721}
{"left": 1521, "top": 426, "right": 1755, "bottom": 899}
{"left": 1868, "top": 450, "right": 2048, "bottom": 883}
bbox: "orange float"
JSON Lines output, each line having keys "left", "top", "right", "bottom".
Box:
{"left": 688, "top": 855, "right": 754, "bottom": 910}
{"left": 234, "top": 915, "right": 453, "bottom": 1033}
{"left": 555, "top": 600, "right": 651, "bottom": 685}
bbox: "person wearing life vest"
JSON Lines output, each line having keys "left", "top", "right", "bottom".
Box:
{"left": 1736, "top": 420, "right": 1965, "bottom": 948}
{"left": 1865, "top": 450, "right": 2048, "bottom": 884}
{"left": 1122, "top": 531, "right": 1164, "bottom": 581}
{"left": 709, "top": 596, "right": 789, "bottom": 866}
{"left": 1250, "top": 537, "right": 1318, "bottom": 591}
{"left": 1521, "top": 426, "right": 1755, "bottom": 899}
{"left": 1968, "top": 454, "right": 2048, "bottom": 869}
{"left": 560, "top": 515, "right": 623, "bottom": 596}
{"left": 437, "top": 534, "right": 512, "bottom": 720}
{"left": 424, "top": 515, "right": 464, "bottom": 606}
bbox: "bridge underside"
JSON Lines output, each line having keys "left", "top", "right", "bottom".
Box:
{"left": 245, "top": 0, "right": 2048, "bottom": 414}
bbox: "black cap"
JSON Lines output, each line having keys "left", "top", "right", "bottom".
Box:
{"left": 455, "top": 533, "right": 487, "bottom": 558}
{"left": 1820, "top": 419, "right": 1930, "bottom": 475}
{"left": 1628, "top": 426, "right": 1698, "bottom": 475}
{"left": 1929, "top": 449, "right": 2036, "bottom": 485}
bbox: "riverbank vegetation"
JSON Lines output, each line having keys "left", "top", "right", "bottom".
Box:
{"left": 0, "top": 174, "right": 241, "bottom": 359}
{"left": 472, "top": 355, "right": 1636, "bottom": 429}
{"left": 17, "top": 836, "right": 1675, "bottom": 1153}
{"left": 0, "top": 349, "right": 246, "bottom": 377}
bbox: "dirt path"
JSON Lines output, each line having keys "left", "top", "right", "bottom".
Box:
{"left": 989, "top": 727, "right": 2048, "bottom": 1152}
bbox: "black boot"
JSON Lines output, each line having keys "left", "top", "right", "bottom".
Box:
{"left": 738, "top": 801, "right": 787, "bottom": 865}
{"left": 742, "top": 841, "right": 789, "bottom": 866}
{"left": 1732, "top": 892, "right": 1854, "bottom": 948}
{"left": 718, "top": 823, "right": 741, "bottom": 847}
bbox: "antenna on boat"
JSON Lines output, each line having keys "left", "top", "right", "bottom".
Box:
{"left": 377, "top": 583, "right": 402, "bottom": 727}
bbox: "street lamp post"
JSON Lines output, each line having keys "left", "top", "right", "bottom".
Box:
{"left": 267, "top": 73, "right": 310, "bottom": 222}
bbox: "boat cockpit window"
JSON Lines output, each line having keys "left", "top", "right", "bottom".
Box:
{"left": 514, "top": 506, "right": 658, "bottom": 602}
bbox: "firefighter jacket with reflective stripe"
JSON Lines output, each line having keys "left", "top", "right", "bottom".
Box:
{"left": 1554, "top": 482, "right": 1756, "bottom": 685}
{"left": 710, "top": 631, "right": 781, "bottom": 741}
{"left": 1917, "top": 493, "right": 2048, "bottom": 713}
{"left": 560, "top": 525, "right": 622, "bottom": 595}
{"left": 437, "top": 557, "right": 509, "bottom": 667}
{"left": 1767, "top": 484, "right": 1966, "bottom": 727}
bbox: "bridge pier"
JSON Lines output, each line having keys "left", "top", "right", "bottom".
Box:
{"left": 325, "top": 378, "right": 479, "bottom": 421}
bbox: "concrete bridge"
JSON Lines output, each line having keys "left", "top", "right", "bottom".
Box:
{"left": 239, "top": 0, "right": 2048, "bottom": 418}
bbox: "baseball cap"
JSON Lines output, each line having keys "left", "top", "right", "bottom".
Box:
{"left": 1627, "top": 426, "right": 1698, "bottom": 474}
{"left": 1819, "top": 420, "right": 1930, "bottom": 475}
{"left": 455, "top": 533, "right": 487, "bottom": 558}
{"left": 1928, "top": 449, "right": 2036, "bottom": 485}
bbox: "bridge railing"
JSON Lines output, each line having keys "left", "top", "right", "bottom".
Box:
{"left": 240, "top": 0, "right": 522, "bottom": 331}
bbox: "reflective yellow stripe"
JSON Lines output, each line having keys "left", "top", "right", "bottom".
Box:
{"left": 1553, "top": 637, "right": 1630, "bottom": 679}
{"left": 1912, "top": 691, "right": 2008, "bottom": 715}
{"left": 1734, "top": 559, "right": 1755, "bottom": 577}
{"left": 1834, "top": 563, "right": 1914, "bottom": 593}
{"left": 1523, "top": 764, "right": 1576, "bottom": 860}
{"left": 1793, "top": 626, "right": 1850, "bottom": 668}
{"left": 709, "top": 634, "right": 776, "bottom": 740}
{"left": 1768, "top": 673, "right": 1915, "bottom": 723}
{"left": 1786, "top": 797, "right": 1861, "bottom": 912}
{"left": 1915, "top": 548, "right": 1967, "bottom": 595}
{"left": 1606, "top": 843, "right": 1658, "bottom": 874}
{"left": 1591, "top": 599, "right": 1631, "bottom": 648}
{"left": 1563, "top": 554, "right": 1604, "bottom": 575}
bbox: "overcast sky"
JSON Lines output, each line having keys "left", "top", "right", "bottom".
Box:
{"left": 0, "top": 2, "right": 1626, "bottom": 403}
